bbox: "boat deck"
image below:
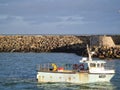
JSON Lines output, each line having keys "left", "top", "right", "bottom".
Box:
{"left": 38, "top": 67, "right": 89, "bottom": 74}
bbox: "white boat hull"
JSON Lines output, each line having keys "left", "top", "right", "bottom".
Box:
{"left": 37, "top": 71, "right": 114, "bottom": 84}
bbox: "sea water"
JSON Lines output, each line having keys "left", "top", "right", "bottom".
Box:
{"left": 0, "top": 53, "right": 120, "bottom": 90}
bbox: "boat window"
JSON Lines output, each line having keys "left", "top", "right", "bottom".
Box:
{"left": 101, "top": 63, "right": 104, "bottom": 67}
{"left": 97, "top": 63, "right": 100, "bottom": 67}
{"left": 90, "top": 63, "right": 96, "bottom": 67}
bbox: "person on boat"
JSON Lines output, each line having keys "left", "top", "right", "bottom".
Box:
{"left": 49, "top": 63, "right": 57, "bottom": 71}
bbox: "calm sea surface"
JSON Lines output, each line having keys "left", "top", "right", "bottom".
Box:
{"left": 0, "top": 53, "right": 120, "bottom": 90}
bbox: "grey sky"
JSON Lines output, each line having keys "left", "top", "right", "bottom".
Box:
{"left": 0, "top": 0, "right": 120, "bottom": 34}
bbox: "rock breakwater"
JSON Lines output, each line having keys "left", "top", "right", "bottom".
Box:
{"left": 91, "top": 46, "right": 120, "bottom": 59}
{"left": 0, "top": 35, "right": 84, "bottom": 53}
{"left": 0, "top": 35, "right": 120, "bottom": 59}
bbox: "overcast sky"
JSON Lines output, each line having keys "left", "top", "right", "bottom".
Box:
{"left": 0, "top": 0, "right": 120, "bottom": 35}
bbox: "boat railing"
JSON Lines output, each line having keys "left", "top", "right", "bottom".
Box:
{"left": 37, "top": 63, "right": 89, "bottom": 73}
{"left": 37, "top": 63, "right": 72, "bottom": 72}
{"left": 104, "top": 64, "right": 115, "bottom": 70}
{"left": 37, "top": 63, "right": 51, "bottom": 72}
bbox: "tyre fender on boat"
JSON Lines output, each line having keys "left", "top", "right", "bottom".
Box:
{"left": 78, "top": 64, "right": 84, "bottom": 70}
{"left": 73, "top": 64, "right": 78, "bottom": 70}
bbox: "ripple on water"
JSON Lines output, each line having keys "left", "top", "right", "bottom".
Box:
{"left": 0, "top": 53, "right": 120, "bottom": 90}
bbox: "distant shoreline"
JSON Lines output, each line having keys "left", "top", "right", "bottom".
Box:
{"left": 0, "top": 34, "right": 120, "bottom": 36}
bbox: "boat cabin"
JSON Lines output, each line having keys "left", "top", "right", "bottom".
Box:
{"left": 80, "top": 57, "right": 107, "bottom": 73}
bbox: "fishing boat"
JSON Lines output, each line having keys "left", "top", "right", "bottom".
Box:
{"left": 37, "top": 45, "right": 115, "bottom": 84}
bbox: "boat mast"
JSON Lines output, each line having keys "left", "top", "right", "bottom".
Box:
{"left": 87, "top": 44, "right": 92, "bottom": 61}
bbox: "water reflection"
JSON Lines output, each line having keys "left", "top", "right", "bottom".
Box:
{"left": 37, "top": 82, "right": 116, "bottom": 90}
{"left": 110, "top": 60, "right": 120, "bottom": 90}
